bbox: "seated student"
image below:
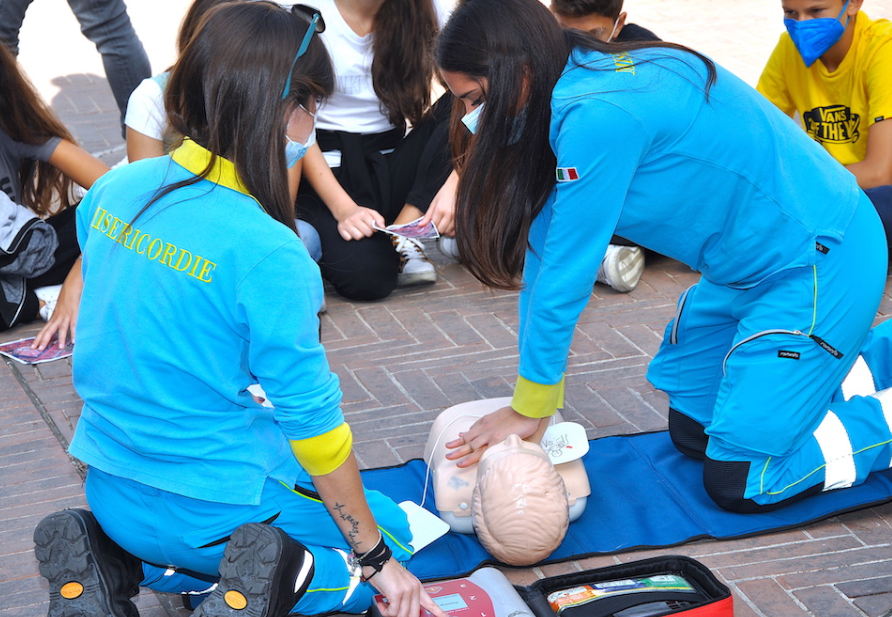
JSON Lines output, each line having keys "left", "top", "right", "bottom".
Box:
{"left": 757, "top": 0, "right": 892, "bottom": 248}
{"left": 296, "top": 0, "right": 454, "bottom": 301}
{"left": 32, "top": 4, "right": 446, "bottom": 617}
{"left": 0, "top": 44, "right": 107, "bottom": 338}
{"left": 547, "top": 0, "right": 659, "bottom": 293}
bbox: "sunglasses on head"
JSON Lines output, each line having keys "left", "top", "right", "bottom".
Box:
{"left": 282, "top": 4, "right": 326, "bottom": 100}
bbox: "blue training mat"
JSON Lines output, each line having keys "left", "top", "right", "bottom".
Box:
{"left": 360, "top": 430, "right": 892, "bottom": 581}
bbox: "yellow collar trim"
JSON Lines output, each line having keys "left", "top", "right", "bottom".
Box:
{"left": 171, "top": 138, "right": 252, "bottom": 197}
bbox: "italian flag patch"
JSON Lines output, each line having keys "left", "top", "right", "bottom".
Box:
{"left": 556, "top": 167, "right": 579, "bottom": 182}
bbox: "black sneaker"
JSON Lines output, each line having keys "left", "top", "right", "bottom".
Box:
{"left": 33, "top": 508, "right": 142, "bottom": 617}
{"left": 194, "top": 523, "right": 315, "bottom": 617}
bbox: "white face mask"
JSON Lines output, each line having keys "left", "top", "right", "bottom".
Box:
{"left": 462, "top": 103, "right": 485, "bottom": 134}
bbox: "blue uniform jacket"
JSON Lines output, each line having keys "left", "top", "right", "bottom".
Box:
{"left": 515, "top": 47, "right": 863, "bottom": 414}
{"left": 70, "top": 141, "right": 341, "bottom": 506}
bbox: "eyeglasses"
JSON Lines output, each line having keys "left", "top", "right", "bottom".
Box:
{"left": 282, "top": 4, "right": 326, "bottom": 100}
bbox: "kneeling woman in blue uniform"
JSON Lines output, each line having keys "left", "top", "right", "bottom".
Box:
{"left": 438, "top": 0, "right": 892, "bottom": 513}
{"left": 32, "top": 4, "right": 445, "bottom": 617}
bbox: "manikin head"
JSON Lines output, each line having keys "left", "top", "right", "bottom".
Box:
{"left": 472, "top": 435, "right": 569, "bottom": 566}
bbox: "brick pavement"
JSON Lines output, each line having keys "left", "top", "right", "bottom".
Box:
{"left": 4, "top": 1, "right": 892, "bottom": 616}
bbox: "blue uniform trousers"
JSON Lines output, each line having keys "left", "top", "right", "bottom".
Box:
{"left": 648, "top": 195, "right": 892, "bottom": 509}
{"left": 85, "top": 467, "right": 414, "bottom": 614}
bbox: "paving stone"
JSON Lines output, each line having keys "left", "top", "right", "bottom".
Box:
{"left": 792, "top": 585, "right": 866, "bottom": 616}
{"left": 852, "top": 593, "right": 892, "bottom": 617}
{"left": 735, "top": 578, "right": 811, "bottom": 616}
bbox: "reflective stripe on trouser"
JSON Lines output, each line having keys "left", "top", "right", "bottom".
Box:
{"left": 706, "top": 385, "right": 892, "bottom": 503}
{"left": 648, "top": 194, "right": 891, "bottom": 506}
{"left": 85, "top": 467, "right": 414, "bottom": 615}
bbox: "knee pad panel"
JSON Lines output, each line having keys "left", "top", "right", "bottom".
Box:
{"left": 703, "top": 457, "right": 753, "bottom": 512}
{"left": 669, "top": 408, "right": 708, "bottom": 460}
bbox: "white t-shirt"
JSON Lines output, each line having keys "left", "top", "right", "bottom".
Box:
{"left": 124, "top": 73, "right": 168, "bottom": 141}
{"left": 303, "top": 0, "right": 453, "bottom": 166}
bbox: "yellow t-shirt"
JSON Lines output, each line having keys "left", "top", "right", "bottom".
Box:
{"left": 757, "top": 11, "right": 892, "bottom": 166}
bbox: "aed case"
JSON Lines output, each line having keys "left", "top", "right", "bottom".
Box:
{"left": 520, "top": 556, "right": 733, "bottom": 617}
{"left": 371, "top": 557, "right": 731, "bottom": 617}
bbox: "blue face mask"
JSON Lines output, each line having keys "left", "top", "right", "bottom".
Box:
{"left": 784, "top": 0, "right": 851, "bottom": 67}
{"left": 462, "top": 103, "right": 484, "bottom": 134}
{"left": 285, "top": 128, "right": 315, "bottom": 168}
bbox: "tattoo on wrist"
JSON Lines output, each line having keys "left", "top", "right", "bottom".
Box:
{"left": 332, "top": 502, "right": 363, "bottom": 550}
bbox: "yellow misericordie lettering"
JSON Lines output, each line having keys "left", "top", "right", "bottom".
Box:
{"left": 172, "top": 248, "right": 193, "bottom": 271}
{"left": 98, "top": 213, "right": 113, "bottom": 234}
{"left": 90, "top": 207, "right": 108, "bottom": 231}
{"left": 116, "top": 224, "right": 134, "bottom": 246}
{"left": 196, "top": 259, "right": 217, "bottom": 283}
{"left": 146, "top": 238, "right": 164, "bottom": 260}
{"left": 105, "top": 217, "right": 123, "bottom": 241}
{"left": 103, "top": 220, "right": 218, "bottom": 281}
{"left": 158, "top": 243, "right": 178, "bottom": 266}
{"left": 134, "top": 232, "right": 150, "bottom": 254}
{"left": 189, "top": 255, "right": 203, "bottom": 277}
{"left": 124, "top": 227, "right": 142, "bottom": 250}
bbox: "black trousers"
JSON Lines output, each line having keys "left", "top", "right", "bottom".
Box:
{"left": 297, "top": 95, "right": 453, "bottom": 301}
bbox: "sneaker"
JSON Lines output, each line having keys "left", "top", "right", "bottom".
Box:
{"left": 437, "top": 236, "right": 460, "bottom": 261}
{"left": 35, "top": 284, "right": 63, "bottom": 321}
{"left": 33, "top": 508, "right": 142, "bottom": 617}
{"left": 194, "top": 523, "right": 315, "bottom": 617}
{"left": 596, "top": 245, "right": 645, "bottom": 293}
{"left": 393, "top": 236, "right": 436, "bottom": 287}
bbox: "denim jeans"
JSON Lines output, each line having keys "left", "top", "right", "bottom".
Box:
{"left": 0, "top": 0, "right": 151, "bottom": 129}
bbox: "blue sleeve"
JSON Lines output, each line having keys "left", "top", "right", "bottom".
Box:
{"left": 236, "top": 241, "right": 344, "bottom": 441}
{"left": 517, "top": 99, "right": 651, "bottom": 388}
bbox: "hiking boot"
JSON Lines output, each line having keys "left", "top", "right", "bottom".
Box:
{"left": 193, "top": 523, "right": 315, "bottom": 617}
{"left": 596, "top": 245, "right": 644, "bottom": 293}
{"left": 393, "top": 236, "right": 436, "bottom": 287}
{"left": 33, "top": 508, "right": 142, "bottom": 617}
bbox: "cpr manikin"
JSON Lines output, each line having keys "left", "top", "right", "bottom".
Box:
{"left": 425, "top": 398, "right": 591, "bottom": 565}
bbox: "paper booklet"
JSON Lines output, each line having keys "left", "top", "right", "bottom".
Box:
{"left": 374, "top": 216, "right": 439, "bottom": 239}
{"left": 0, "top": 336, "right": 73, "bottom": 365}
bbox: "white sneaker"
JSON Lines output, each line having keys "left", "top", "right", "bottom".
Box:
{"left": 438, "top": 236, "right": 460, "bottom": 261}
{"left": 393, "top": 236, "right": 437, "bottom": 287}
{"left": 596, "top": 245, "right": 644, "bottom": 293}
{"left": 35, "top": 284, "right": 63, "bottom": 321}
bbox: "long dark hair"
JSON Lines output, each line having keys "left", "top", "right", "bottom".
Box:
{"left": 436, "top": 0, "right": 716, "bottom": 290}
{"left": 372, "top": 0, "right": 439, "bottom": 128}
{"left": 0, "top": 44, "right": 78, "bottom": 216}
{"left": 147, "top": 1, "right": 333, "bottom": 232}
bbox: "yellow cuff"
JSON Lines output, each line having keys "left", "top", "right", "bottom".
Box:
{"left": 510, "top": 375, "right": 565, "bottom": 418}
{"left": 290, "top": 423, "right": 353, "bottom": 476}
